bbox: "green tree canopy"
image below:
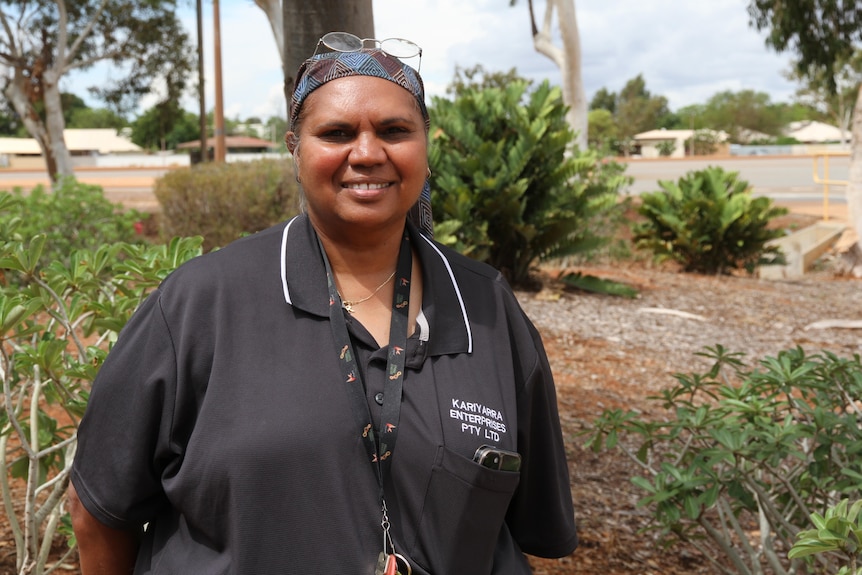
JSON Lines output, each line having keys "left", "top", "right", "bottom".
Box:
{"left": 749, "top": 1, "right": 862, "bottom": 93}
{"left": 446, "top": 64, "right": 530, "bottom": 98}
{"left": 700, "top": 90, "right": 784, "bottom": 140}
{"left": 131, "top": 105, "right": 200, "bottom": 151}
{"left": 68, "top": 107, "right": 128, "bottom": 130}
{"left": 588, "top": 74, "right": 675, "bottom": 154}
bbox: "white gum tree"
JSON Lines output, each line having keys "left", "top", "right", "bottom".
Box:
{"left": 515, "top": 0, "right": 588, "bottom": 149}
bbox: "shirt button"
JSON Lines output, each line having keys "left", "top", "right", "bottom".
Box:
{"left": 374, "top": 392, "right": 385, "bottom": 405}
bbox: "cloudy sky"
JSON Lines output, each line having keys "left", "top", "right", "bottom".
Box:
{"left": 65, "top": 0, "right": 800, "bottom": 121}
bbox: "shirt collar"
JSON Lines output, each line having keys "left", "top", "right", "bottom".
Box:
{"left": 280, "top": 214, "right": 472, "bottom": 356}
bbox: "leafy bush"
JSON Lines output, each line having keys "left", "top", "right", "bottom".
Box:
{"left": 0, "top": 178, "right": 145, "bottom": 270}
{"left": 0, "top": 229, "right": 202, "bottom": 575}
{"left": 155, "top": 159, "right": 299, "bottom": 251}
{"left": 656, "top": 139, "right": 676, "bottom": 157}
{"left": 585, "top": 345, "right": 862, "bottom": 575}
{"left": 685, "top": 129, "right": 721, "bottom": 156}
{"left": 790, "top": 499, "right": 862, "bottom": 574}
{"left": 633, "top": 166, "right": 787, "bottom": 274}
{"left": 428, "top": 79, "right": 631, "bottom": 288}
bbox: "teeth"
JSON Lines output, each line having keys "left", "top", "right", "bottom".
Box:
{"left": 346, "top": 183, "right": 388, "bottom": 190}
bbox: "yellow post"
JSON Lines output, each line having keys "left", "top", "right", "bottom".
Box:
{"left": 823, "top": 155, "right": 830, "bottom": 221}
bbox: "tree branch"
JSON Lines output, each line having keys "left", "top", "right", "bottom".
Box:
{"left": 64, "top": 0, "right": 112, "bottom": 69}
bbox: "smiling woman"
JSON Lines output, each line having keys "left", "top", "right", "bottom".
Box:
{"left": 67, "top": 35, "right": 578, "bottom": 575}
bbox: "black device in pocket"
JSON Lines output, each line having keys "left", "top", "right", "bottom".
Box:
{"left": 472, "top": 445, "right": 522, "bottom": 472}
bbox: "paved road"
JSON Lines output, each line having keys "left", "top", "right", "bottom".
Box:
{"left": 624, "top": 155, "right": 849, "bottom": 203}
{"left": 625, "top": 155, "right": 853, "bottom": 243}
{"left": 0, "top": 166, "right": 174, "bottom": 211}
{"left": 0, "top": 155, "right": 851, "bottom": 217}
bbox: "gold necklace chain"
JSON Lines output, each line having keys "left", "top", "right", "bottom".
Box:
{"left": 338, "top": 270, "right": 396, "bottom": 313}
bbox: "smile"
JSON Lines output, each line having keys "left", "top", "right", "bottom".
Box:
{"left": 343, "top": 182, "right": 390, "bottom": 190}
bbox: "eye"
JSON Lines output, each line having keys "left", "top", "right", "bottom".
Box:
{"left": 381, "top": 125, "right": 413, "bottom": 139}
{"left": 319, "top": 129, "right": 352, "bottom": 141}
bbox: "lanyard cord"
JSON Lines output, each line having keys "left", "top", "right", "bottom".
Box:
{"left": 318, "top": 229, "right": 412, "bottom": 498}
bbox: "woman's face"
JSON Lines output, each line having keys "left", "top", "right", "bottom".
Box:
{"left": 289, "top": 76, "right": 428, "bottom": 236}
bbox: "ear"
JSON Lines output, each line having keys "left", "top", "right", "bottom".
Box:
{"left": 285, "top": 131, "right": 298, "bottom": 155}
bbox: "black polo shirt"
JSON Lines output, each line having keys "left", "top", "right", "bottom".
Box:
{"left": 72, "top": 214, "right": 577, "bottom": 574}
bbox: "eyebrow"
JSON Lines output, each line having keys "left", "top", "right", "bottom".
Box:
{"left": 313, "top": 116, "right": 421, "bottom": 131}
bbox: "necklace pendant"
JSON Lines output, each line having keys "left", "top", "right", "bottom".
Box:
{"left": 342, "top": 301, "right": 354, "bottom": 313}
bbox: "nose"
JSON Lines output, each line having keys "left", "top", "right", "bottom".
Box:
{"left": 349, "top": 131, "right": 387, "bottom": 166}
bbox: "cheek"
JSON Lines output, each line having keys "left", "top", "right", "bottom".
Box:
{"left": 301, "top": 147, "right": 345, "bottom": 181}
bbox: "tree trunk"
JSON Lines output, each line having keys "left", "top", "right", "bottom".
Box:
{"left": 555, "top": 0, "right": 587, "bottom": 149}
{"left": 843, "top": 84, "right": 862, "bottom": 275}
{"left": 4, "top": 72, "right": 61, "bottom": 180}
{"left": 41, "top": 69, "right": 75, "bottom": 180}
{"left": 529, "top": 0, "right": 588, "bottom": 149}
{"left": 281, "top": 0, "right": 374, "bottom": 109}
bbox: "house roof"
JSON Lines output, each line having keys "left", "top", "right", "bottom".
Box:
{"left": 785, "top": 120, "right": 844, "bottom": 143}
{"left": 63, "top": 129, "right": 142, "bottom": 153}
{"left": 634, "top": 129, "right": 695, "bottom": 140}
{"left": 0, "top": 129, "right": 141, "bottom": 155}
{"left": 634, "top": 128, "right": 729, "bottom": 142}
{"left": 0, "top": 138, "right": 42, "bottom": 155}
{"left": 176, "top": 136, "right": 280, "bottom": 150}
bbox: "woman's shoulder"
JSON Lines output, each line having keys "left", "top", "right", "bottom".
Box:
{"left": 418, "top": 235, "right": 504, "bottom": 284}
{"left": 159, "top": 221, "right": 289, "bottom": 299}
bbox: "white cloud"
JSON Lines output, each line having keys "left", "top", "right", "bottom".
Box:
{"left": 63, "top": 0, "right": 799, "bottom": 120}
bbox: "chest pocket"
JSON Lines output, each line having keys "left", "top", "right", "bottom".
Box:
{"left": 407, "top": 445, "right": 520, "bottom": 574}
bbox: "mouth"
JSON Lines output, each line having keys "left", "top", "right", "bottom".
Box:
{"left": 342, "top": 182, "right": 391, "bottom": 191}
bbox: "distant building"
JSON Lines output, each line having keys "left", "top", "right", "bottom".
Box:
{"left": 633, "top": 128, "right": 729, "bottom": 158}
{"left": 176, "top": 136, "right": 281, "bottom": 164}
{"left": 784, "top": 120, "right": 845, "bottom": 144}
{"left": 0, "top": 129, "right": 142, "bottom": 169}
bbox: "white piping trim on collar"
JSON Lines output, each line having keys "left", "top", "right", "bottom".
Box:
{"left": 280, "top": 216, "right": 300, "bottom": 305}
{"left": 281, "top": 219, "right": 471, "bottom": 353}
{"left": 418, "top": 234, "right": 473, "bottom": 353}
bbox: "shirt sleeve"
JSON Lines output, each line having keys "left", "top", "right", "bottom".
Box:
{"left": 71, "top": 289, "right": 179, "bottom": 530}
{"left": 506, "top": 313, "right": 579, "bottom": 558}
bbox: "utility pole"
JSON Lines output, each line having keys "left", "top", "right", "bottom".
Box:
{"left": 197, "top": 0, "right": 207, "bottom": 162}
{"left": 213, "top": 0, "right": 226, "bottom": 163}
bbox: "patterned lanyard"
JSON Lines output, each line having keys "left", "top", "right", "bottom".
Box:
{"left": 317, "top": 228, "right": 412, "bottom": 492}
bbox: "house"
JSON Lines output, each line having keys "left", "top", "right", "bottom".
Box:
{"left": 62, "top": 129, "right": 142, "bottom": 155}
{"left": 176, "top": 136, "right": 282, "bottom": 163}
{"left": 0, "top": 129, "right": 142, "bottom": 169}
{"left": 784, "top": 120, "right": 845, "bottom": 143}
{"left": 633, "top": 128, "right": 729, "bottom": 158}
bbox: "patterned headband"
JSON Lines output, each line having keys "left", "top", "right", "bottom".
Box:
{"left": 289, "top": 49, "right": 429, "bottom": 131}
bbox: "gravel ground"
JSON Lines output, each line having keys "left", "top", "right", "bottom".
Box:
{"left": 518, "top": 262, "right": 862, "bottom": 398}
{"left": 516, "top": 259, "right": 862, "bottom": 575}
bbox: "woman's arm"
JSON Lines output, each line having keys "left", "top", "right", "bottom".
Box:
{"left": 68, "top": 482, "right": 139, "bottom": 575}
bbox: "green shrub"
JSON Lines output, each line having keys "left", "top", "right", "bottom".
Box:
{"left": 0, "top": 178, "right": 145, "bottom": 270}
{"left": 155, "top": 159, "right": 299, "bottom": 251}
{"left": 633, "top": 166, "right": 787, "bottom": 274}
{"left": 428, "top": 79, "right": 631, "bottom": 288}
{"left": 0, "top": 233, "right": 203, "bottom": 574}
{"left": 790, "top": 499, "right": 862, "bottom": 574}
{"left": 585, "top": 345, "right": 862, "bottom": 575}
{"left": 684, "top": 129, "right": 721, "bottom": 156}
{"left": 656, "top": 139, "right": 676, "bottom": 157}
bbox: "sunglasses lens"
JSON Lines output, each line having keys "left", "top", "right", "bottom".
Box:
{"left": 379, "top": 38, "right": 420, "bottom": 59}
{"left": 321, "top": 31, "right": 363, "bottom": 52}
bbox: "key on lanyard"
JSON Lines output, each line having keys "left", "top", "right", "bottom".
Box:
{"left": 374, "top": 502, "right": 412, "bottom": 575}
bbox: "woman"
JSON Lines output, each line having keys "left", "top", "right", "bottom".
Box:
{"left": 69, "top": 34, "right": 577, "bottom": 574}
